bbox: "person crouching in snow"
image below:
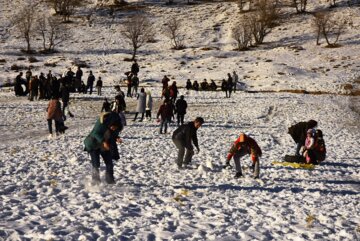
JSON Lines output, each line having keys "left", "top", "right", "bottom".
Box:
{"left": 224, "top": 133, "right": 262, "bottom": 179}
{"left": 84, "top": 112, "right": 123, "bottom": 185}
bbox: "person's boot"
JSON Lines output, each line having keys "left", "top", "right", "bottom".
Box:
{"left": 234, "top": 172, "right": 243, "bottom": 179}
{"left": 253, "top": 160, "right": 260, "bottom": 179}
{"left": 105, "top": 171, "right": 115, "bottom": 184}
{"left": 91, "top": 167, "right": 101, "bottom": 185}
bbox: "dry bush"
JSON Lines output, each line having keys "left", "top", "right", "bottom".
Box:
{"left": 248, "top": 0, "right": 279, "bottom": 45}
{"left": 122, "top": 14, "right": 154, "bottom": 61}
{"left": 312, "top": 11, "right": 350, "bottom": 47}
{"left": 232, "top": 18, "right": 252, "bottom": 51}
{"left": 45, "top": 0, "right": 83, "bottom": 22}
{"left": 11, "top": 3, "right": 38, "bottom": 53}
{"left": 292, "top": 0, "right": 308, "bottom": 13}
{"left": 37, "top": 15, "right": 70, "bottom": 53}
{"left": 164, "top": 17, "right": 186, "bottom": 50}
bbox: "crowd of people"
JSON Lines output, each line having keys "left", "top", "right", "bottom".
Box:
{"left": 12, "top": 61, "right": 327, "bottom": 185}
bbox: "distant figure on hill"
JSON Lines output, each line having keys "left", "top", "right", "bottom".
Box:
{"left": 157, "top": 99, "right": 174, "bottom": 134}
{"left": 200, "top": 79, "right": 209, "bottom": 91}
{"left": 172, "top": 117, "right": 204, "bottom": 169}
{"left": 175, "top": 95, "right": 187, "bottom": 126}
{"left": 221, "top": 79, "right": 228, "bottom": 97}
{"left": 224, "top": 133, "right": 262, "bottom": 179}
{"left": 192, "top": 81, "right": 199, "bottom": 91}
{"left": 162, "top": 75, "right": 170, "bottom": 92}
{"left": 96, "top": 77, "right": 103, "bottom": 96}
{"left": 209, "top": 80, "right": 217, "bottom": 91}
{"left": 14, "top": 72, "right": 26, "bottom": 96}
{"left": 232, "top": 71, "right": 239, "bottom": 93}
{"left": 133, "top": 88, "right": 146, "bottom": 122}
{"left": 185, "top": 79, "right": 192, "bottom": 90}
{"left": 131, "top": 60, "right": 139, "bottom": 76}
{"left": 145, "top": 91, "right": 153, "bottom": 121}
{"left": 227, "top": 73, "right": 233, "bottom": 98}
{"left": 86, "top": 71, "right": 95, "bottom": 95}
{"left": 131, "top": 74, "right": 139, "bottom": 97}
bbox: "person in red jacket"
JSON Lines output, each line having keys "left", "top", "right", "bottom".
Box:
{"left": 156, "top": 99, "right": 174, "bottom": 134}
{"left": 224, "top": 133, "right": 262, "bottom": 179}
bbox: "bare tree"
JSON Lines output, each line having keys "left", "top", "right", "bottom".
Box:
{"left": 37, "top": 15, "right": 70, "bottom": 52}
{"left": 164, "top": 17, "right": 185, "bottom": 50}
{"left": 248, "top": 0, "right": 279, "bottom": 45}
{"left": 312, "top": 11, "right": 349, "bottom": 47}
{"left": 45, "top": 0, "right": 83, "bottom": 22}
{"left": 232, "top": 20, "right": 252, "bottom": 50}
{"left": 293, "top": 0, "right": 308, "bottom": 13}
{"left": 12, "top": 4, "right": 37, "bottom": 53}
{"left": 122, "top": 14, "right": 154, "bottom": 61}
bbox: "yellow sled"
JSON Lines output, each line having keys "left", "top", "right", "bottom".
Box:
{"left": 271, "top": 161, "right": 315, "bottom": 169}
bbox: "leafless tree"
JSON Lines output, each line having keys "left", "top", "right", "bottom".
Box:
{"left": 37, "top": 15, "right": 70, "bottom": 52}
{"left": 293, "top": 0, "right": 307, "bottom": 13}
{"left": 164, "top": 17, "right": 185, "bottom": 50}
{"left": 45, "top": 0, "right": 83, "bottom": 22}
{"left": 248, "top": 0, "right": 279, "bottom": 45}
{"left": 312, "top": 11, "right": 349, "bottom": 47}
{"left": 122, "top": 14, "right": 154, "bottom": 61}
{"left": 232, "top": 20, "right": 252, "bottom": 50}
{"left": 12, "top": 4, "right": 37, "bottom": 53}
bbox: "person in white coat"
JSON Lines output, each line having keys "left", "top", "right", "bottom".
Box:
{"left": 145, "top": 91, "right": 153, "bottom": 121}
{"left": 133, "top": 88, "right": 146, "bottom": 122}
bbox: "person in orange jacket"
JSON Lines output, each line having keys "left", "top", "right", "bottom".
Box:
{"left": 224, "top": 133, "right": 262, "bottom": 179}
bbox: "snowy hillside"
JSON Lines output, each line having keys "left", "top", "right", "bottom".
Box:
{"left": 0, "top": 0, "right": 360, "bottom": 240}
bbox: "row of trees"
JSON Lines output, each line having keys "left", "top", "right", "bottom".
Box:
{"left": 10, "top": 0, "right": 354, "bottom": 59}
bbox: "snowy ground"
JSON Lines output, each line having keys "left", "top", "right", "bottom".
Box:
{"left": 0, "top": 0, "right": 360, "bottom": 240}
{"left": 0, "top": 86, "right": 359, "bottom": 240}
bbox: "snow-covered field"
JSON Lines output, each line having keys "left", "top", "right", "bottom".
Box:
{"left": 0, "top": 0, "right": 359, "bottom": 240}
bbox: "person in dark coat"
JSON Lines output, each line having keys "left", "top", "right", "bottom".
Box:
{"left": 185, "top": 79, "right": 192, "bottom": 90}
{"left": 162, "top": 75, "right": 170, "bottom": 92}
{"left": 60, "top": 84, "right": 74, "bottom": 120}
{"left": 169, "top": 81, "right": 178, "bottom": 103}
{"left": 131, "top": 60, "right": 139, "bottom": 76}
{"left": 224, "top": 133, "right": 262, "bottom": 178}
{"left": 14, "top": 72, "right": 25, "bottom": 96}
{"left": 157, "top": 99, "right": 174, "bottom": 134}
{"left": 221, "top": 79, "right": 228, "bottom": 97}
{"left": 227, "top": 73, "right": 233, "bottom": 98}
{"left": 288, "top": 120, "right": 318, "bottom": 156}
{"left": 75, "top": 66, "right": 83, "bottom": 93}
{"left": 172, "top": 117, "right": 204, "bottom": 169}
{"left": 175, "top": 95, "right": 187, "bottom": 126}
{"left": 209, "top": 80, "right": 217, "bottom": 91}
{"left": 101, "top": 98, "right": 111, "bottom": 112}
{"left": 126, "top": 72, "right": 133, "bottom": 97}
{"left": 96, "top": 77, "right": 103, "bottom": 96}
{"left": 25, "top": 68, "right": 32, "bottom": 95}
{"left": 86, "top": 71, "right": 95, "bottom": 94}
{"left": 200, "top": 79, "right": 209, "bottom": 91}
{"left": 51, "top": 77, "right": 60, "bottom": 98}
{"left": 84, "top": 112, "right": 123, "bottom": 185}
{"left": 192, "top": 81, "right": 199, "bottom": 91}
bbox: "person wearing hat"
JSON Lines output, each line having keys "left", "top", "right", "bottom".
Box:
{"left": 288, "top": 120, "right": 318, "bottom": 156}
{"left": 84, "top": 112, "right": 123, "bottom": 185}
{"left": 224, "top": 133, "right": 262, "bottom": 178}
{"left": 172, "top": 117, "right": 204, "bottom": 169}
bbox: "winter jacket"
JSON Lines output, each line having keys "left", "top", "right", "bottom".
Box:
{"left": 131, "top": 63, "right": 139, "bottom": 75}
{"left": 84, "top": 112, "right": 122, "bottom": 159}
{"left": 47, "top": 99, "right": 63, "bottom": 121}
{"left": 288, "top": 120, "right": 318, "bottom": 144}
{"left": 96, "top": 80, "right": 103, "bottom": 88}
{"left": 172, "top": 122, "right": 200, "bottom": 150}
{"left": 87, "top": 74, "right": 95, "bottom": 86}
{"left": 61, "top": 86, "right": 70, "bottom": 103}
{"left": 175, "top": 99, "right": 187, "bottom": 115}
{"left": 227, "top": 135, "right": 262, "bottom": 161}
{"left": 136, "top": 92, "right": 146, "bottom": 113}
{"left": 146, "top": 94, "right": 153, "bottom": 110}
{"left": 157, "top": 103, "right": 173, "bottom": 120}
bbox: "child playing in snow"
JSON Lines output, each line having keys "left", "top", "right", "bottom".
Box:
{"left": 302, "top": 129, "right": 316, "bottom": 163}
{"left": 224, "top": 133, "right": 262, "bottom": 179}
